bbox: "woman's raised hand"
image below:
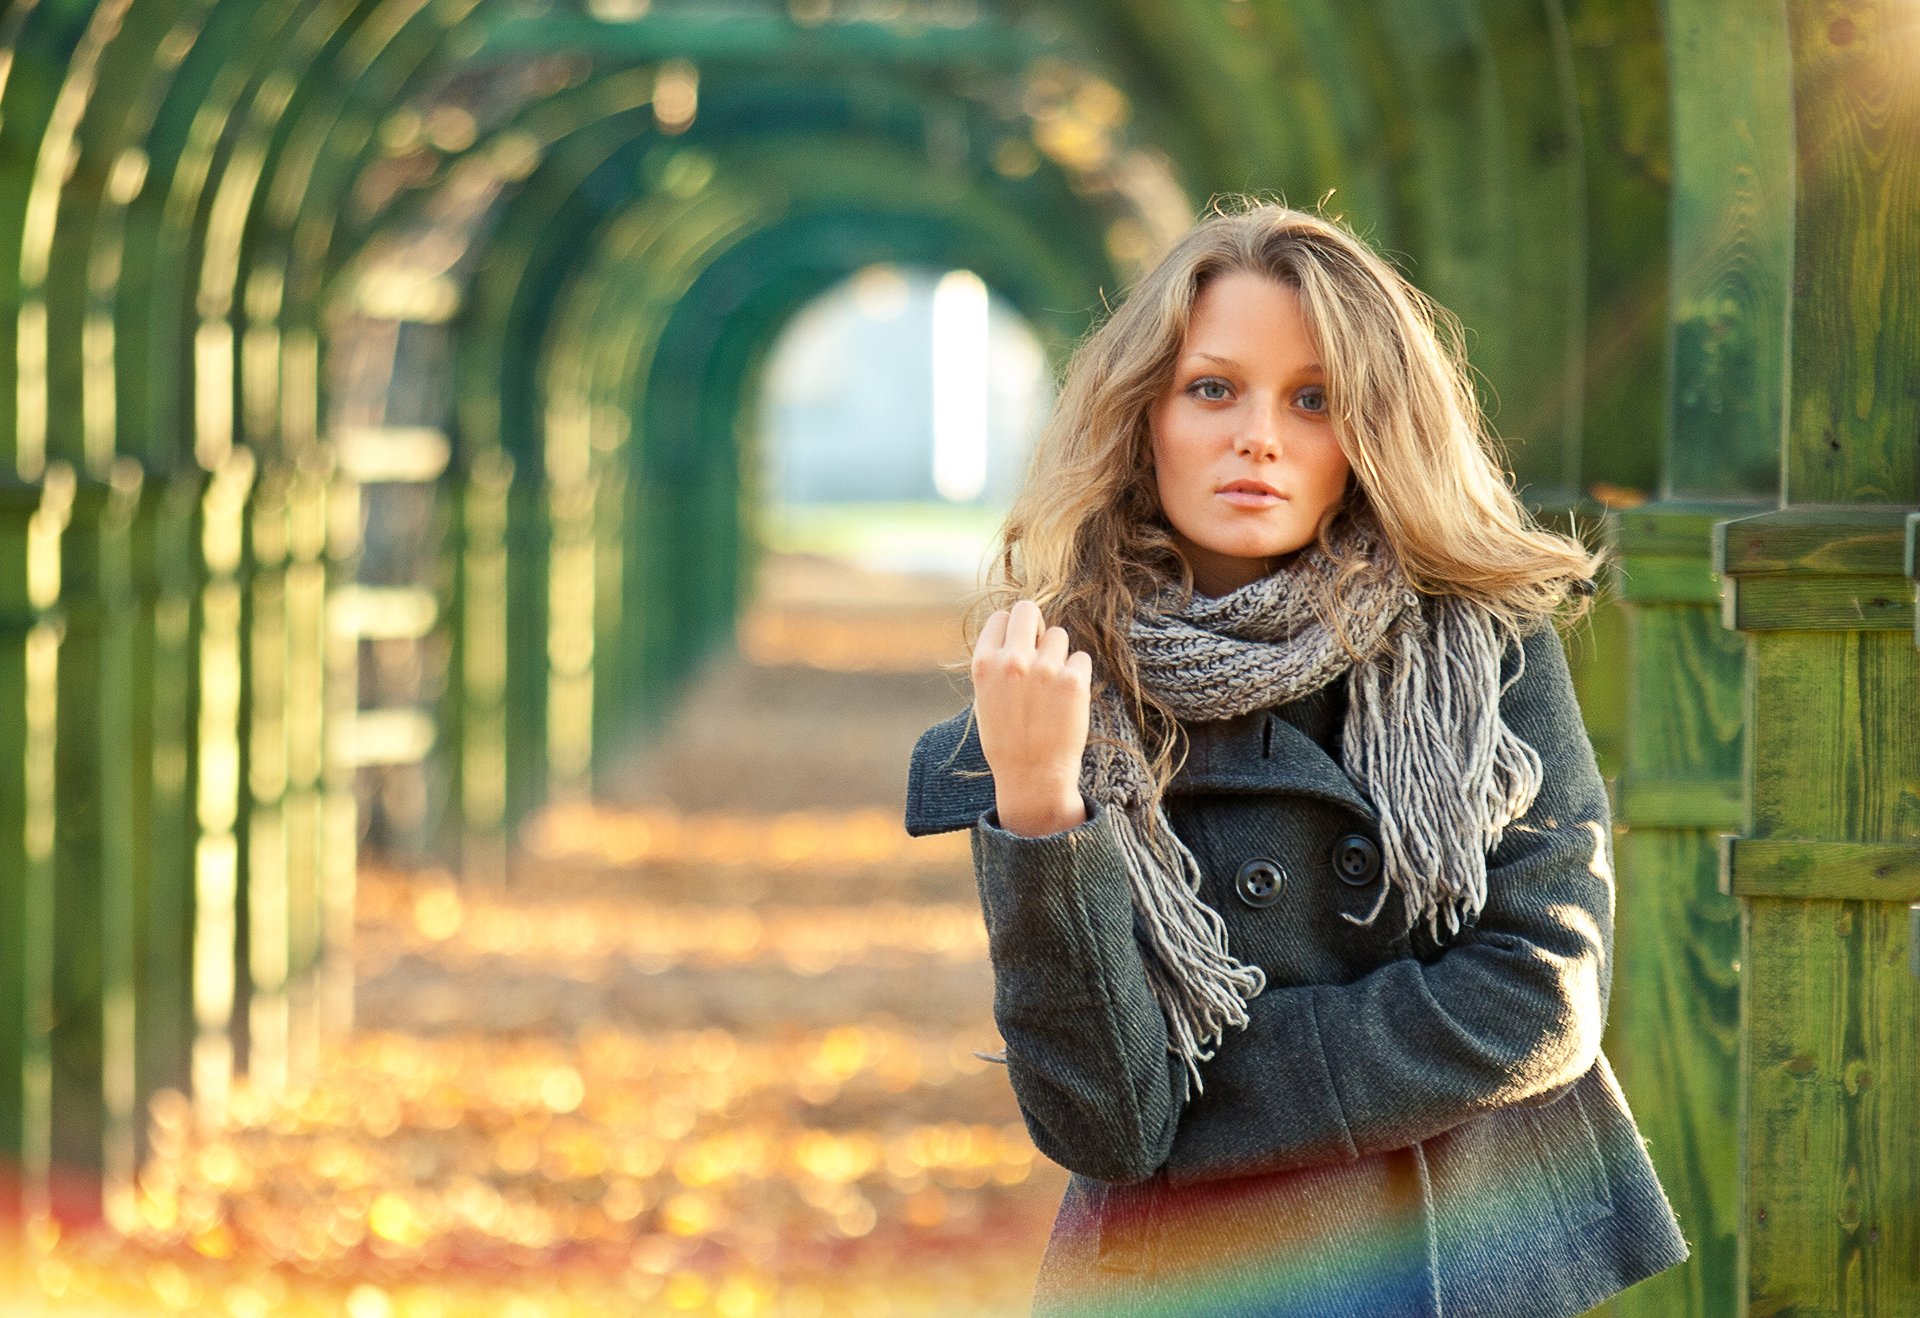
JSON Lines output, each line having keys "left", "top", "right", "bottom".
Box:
{"left": 971, "top": 599, "right": 1093, "bottom": 838}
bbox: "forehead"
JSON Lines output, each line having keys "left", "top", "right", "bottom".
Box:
{"left": 1188, "top": 351, "right": 1323, "bottom": 376}
{"left": 1178, "top": 273, "right": 1323, "bottom": 371}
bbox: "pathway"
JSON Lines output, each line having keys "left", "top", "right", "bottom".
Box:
{"left": 15, "top": 552, "right": 1062, "bottom": 1317}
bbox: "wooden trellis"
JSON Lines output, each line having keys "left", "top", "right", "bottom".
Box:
{"left": 0, "top": 2, "right": 1912, "bottom": 1311}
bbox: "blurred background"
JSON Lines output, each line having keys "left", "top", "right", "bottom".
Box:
{"left": 1, "top": 1, "right": 1917, "bottom": 1315}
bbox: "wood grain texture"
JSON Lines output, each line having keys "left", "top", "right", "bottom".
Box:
{"left": 1781, "top": 0, "right": 1920, "bottom": 505}
{"left": 1720, "top": 574, "right": 1916, "bottom": 632}
{"left": 1564, "top": 0, "right": 1671, "bottom": 501}
{"left": 1715, "top": 506, "right": 1911, "bottom": 577}
{"left": 1748, "top": 631, "right": 1920, "bottom": 843}
{"left": 1608, "top": 827, "right": 1740, "bottom": 1318}
{"left": 1371, "top": 0, "right": 1583, "bottom": 502}
{"left": 1725, "top": 838, "right": 1920, "bottom": 901}
{"left": 1741, "top": 629, "right": 1920, "bottom": 1313}
{"left": 1659, "top": 0, "right": 1794, "bottom": 501}
{"left": 1602, "top": 585, "right": 1746, "bottom": 1318}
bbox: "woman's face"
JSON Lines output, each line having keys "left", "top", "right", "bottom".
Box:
{"left": 1148, "top": 270, "right": 1353, "bottom": 597}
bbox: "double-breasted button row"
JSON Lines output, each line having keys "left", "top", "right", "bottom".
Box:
{"left": 1232, "top": 834, "right": 1382, "bottom": 909}
{"left": 1234, "top": 857, "right": 1286, "bottom": 908}
{"left": 1332, "top": 833, "right": 1382, "bottom": 886}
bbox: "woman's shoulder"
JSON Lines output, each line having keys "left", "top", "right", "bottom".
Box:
{"left": 1499, "top": 611, "right": 1582, "bottom": 713}
{"left": 903, "top": 703, "right": 996, "bottom": 836}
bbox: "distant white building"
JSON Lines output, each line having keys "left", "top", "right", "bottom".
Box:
{"left": 761, "top": 263, "right": 1052, "bottom": 509}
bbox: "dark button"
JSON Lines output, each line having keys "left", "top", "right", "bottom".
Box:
{"left": 1234, "top": 856, "right": 1287, "bottom": 908}
{"left": 1331, "top": 834, "right": 1382, "bottom": 886}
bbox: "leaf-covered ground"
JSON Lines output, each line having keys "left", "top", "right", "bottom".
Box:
{"left": 11, "top": 554, "right": 1062, "bottom": 1316}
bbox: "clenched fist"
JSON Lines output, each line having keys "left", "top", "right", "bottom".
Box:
{"left": 971, "top": 599, "right": 1094, "bottom": 838}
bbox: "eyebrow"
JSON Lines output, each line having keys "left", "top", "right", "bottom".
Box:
{"left": 1188, "top": 353, "right": 1324, "bottom": 376}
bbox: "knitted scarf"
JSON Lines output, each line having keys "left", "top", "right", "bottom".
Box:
{"left": 1088, "top": 510, "right": 1546, "bottom": 1103}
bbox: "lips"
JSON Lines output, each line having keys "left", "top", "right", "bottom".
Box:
{"left": 1217, "top": 480, "right": 1286, "bottom": 508}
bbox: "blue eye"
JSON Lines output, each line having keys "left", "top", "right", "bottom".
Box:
{"left": 1187, "top": 378, "right": 1230, "bottom": 401}
{"left": 1298, "top": 386, "right": 1328, "bottom": 413}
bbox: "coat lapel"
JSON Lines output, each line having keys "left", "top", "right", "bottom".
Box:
{"left": 904, "top": 687, "right": 1379, "bottom": 837}
{"left": 1171, "top": 703, "right": 1379, "bottom": 825}
{"left": 904, "top": 706, "right": 996, "bottom": 836}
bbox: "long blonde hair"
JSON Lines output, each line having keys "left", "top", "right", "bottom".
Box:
{"left": 954, "top": 196, "right": 1606, "bottom": 804}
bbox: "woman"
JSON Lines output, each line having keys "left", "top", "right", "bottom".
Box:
{"left": 903, "top": 200, "right": 1690, "bottom": 1317}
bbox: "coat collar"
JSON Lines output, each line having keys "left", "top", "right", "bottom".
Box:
{"left": 904, "top": 682, "right": 1378, "bottom": 837}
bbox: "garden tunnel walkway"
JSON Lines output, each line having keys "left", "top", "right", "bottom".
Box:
{"left": 2, "top": 2, "right": 1918, "bottom": 1315}
{"left": 18, "top": 550, "right": 1051, "bottom": 1314}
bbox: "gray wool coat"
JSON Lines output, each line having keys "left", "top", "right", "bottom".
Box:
{"left": 903, "top": 620, "right": 1690, "bottom": 1318}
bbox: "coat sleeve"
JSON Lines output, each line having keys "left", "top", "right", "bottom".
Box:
{"left": 955, "top": 620, "right": 1617, "bottom": 1188}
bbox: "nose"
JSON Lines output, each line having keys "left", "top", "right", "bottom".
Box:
{"left": 1236, "top": 394, "right": 1284, "bottom": 458}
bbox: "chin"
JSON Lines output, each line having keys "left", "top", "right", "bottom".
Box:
{"left": 1202, "top": 532, "right": 1311, "bottom": 560}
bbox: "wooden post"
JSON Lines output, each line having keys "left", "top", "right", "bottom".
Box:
{"left": 453, "top": 449, "right": 512, "bottom": 885}
{"left": 190, "top": 450, "right": 255, "bottom": 1134}
{"left": 1589, "top": 4, "right": 1799, "bottom": 1312}
{"left": 50, "top": 462, "right": 142, "bottom": 1227}
{"left": 1712, "top": 2, "right": 1920, "bottom": 1308}
{"left": 0, "top": 466, "right": 71, "bottom": 1227}
{"left": 319, "top": 467, "right": 361, "bottom": 1040}
{"left": 128, "top": 472, "right": 204, "bottom": 1173}
{"left": 1601, "top": 502, "right": 1749, "bottom": 1318}
{"left": 242, "top": 466, "right": 291, "bottom": 1098}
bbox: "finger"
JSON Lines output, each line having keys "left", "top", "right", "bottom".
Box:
{"left": 1037, "top": 624, "right": 1071, "bottom": 667}
{"left": 1005, "top": 598, "right": 1043, "bottom": 652}
{"left": 975, "top": 608, "right": 1010, "bottom": 657}
{"left": 1065, "top": 648, "right": 1093, "bottom": 685}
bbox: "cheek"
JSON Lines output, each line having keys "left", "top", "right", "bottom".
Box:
{"left": 1312, "top": 442, "right": 1352, "bottom": 499}
{"left": 1147, "top": 422, "right": 1183, "bottom": 507}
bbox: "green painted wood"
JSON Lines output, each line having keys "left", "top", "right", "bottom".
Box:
{"left": 1715, "top": 505, "right": 1911, "bottom": 576}
{"left": 1780, "top": 5, "right": 1920, "bottom": 507}
{"left": 1572, "top": 573, "right": 1630, "bottom": 783}
{"left": 1600, "top": 505, "right": 1749, "bottom": 1318}
{"left": 1713, "top": 510, "right": 1915, "bottom": 633}
{"left": 1564, "top": 0, "right": 1672, "bottom": 506}
{"left": 1612, "top": 43, "right": 1797, "bottom": 1275}
{"left": 1722, "top": 838, "right": 1920, "bottom": 902}
{"left": 1612, "top": 776, "right": 1742, "bottom": 831}
{"left": 0, "top": 466, "right": 71, "bottom": 1222}
{"left": 1604, "top": 44, "right": 1798, "bottom": 1304}
{"left": 1659, "top": 0, "right": 1795, "bottom": 501}
{"left": 1370, "top": 0, "right": 1586, "bottom": 508}
{"left": 1613, "top": 555, "right": 1722, "bottom": 605}
{"left": 1612, "top": 501, "right": 1767, "bottom": 606}
{"left": 1718, "top": 575, "right": 1915, "bottom": 633}
{"left": 12, "top": 11, "right": 1910, "bottom": 1297}
{"left": 187, "top": 448, "right": 255, "bottom": 1130}
{"left": 281, "top": 464, "right": 331, "bottom": 1080}
{"left": 450, "top": 450, "right": 512, "bottom": 885}
{"left": 241, "top": 465, "right": 290, "bottom": 1093}
{"left": 1607, "top": 825, "right": 1740, "bottom": 1316}
{"left": 1716, "top": 8, "right": 1920, "bottom": 1301}
{"left": 0, "top": 3, "right": 97, "bottom": 477}
{"left": 127, "top": 471, "right": 203, "bottom": 1169}
{"left": 47, "top": 467, "right": 141, "bottom": 1221}
{"left": 1731, "top": 628, "right": 1920, "bottom": 1311}
{"left": 318, "top": 466, "right": 361, "bottom": 1041}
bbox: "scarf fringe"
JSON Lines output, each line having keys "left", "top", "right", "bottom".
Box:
{"left": 1080, "top": 514, "right": 1546, "bottom": 1106}
{"left": 1344, "top": 600, "right": 1544, "bottom": 943}
{"left": 1108, "top": 801, "right": 1266, "bottom": 1101}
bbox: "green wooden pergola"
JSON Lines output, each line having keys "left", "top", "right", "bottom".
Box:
{"left": 0, "top": 1, "right": 1913, "bottom": 1311}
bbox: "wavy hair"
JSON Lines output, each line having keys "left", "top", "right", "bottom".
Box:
{"left": 952, "top": 196, "right": 1607, "bottom": 808}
